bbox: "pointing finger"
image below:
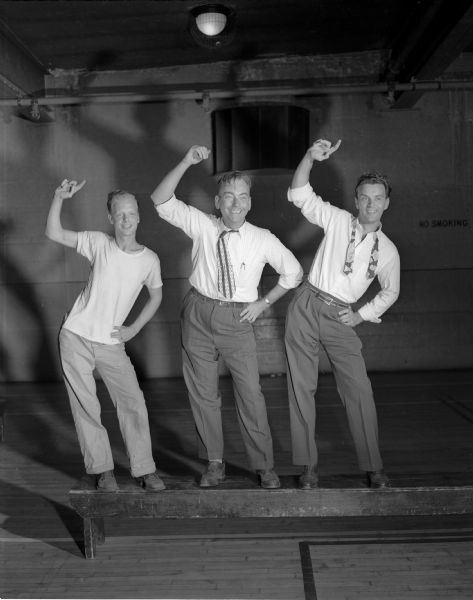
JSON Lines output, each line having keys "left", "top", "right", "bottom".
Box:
{"left": 329, "top": 139, "right": 342, "bottom": 155}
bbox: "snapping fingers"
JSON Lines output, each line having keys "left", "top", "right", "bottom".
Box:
{"left": 59, "top": 178, "right": 86, "bottom": 196}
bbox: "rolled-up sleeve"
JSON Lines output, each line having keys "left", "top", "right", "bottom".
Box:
{"left": 358, "top": 251, "right": 400, "bottom": 323}
{"left": 287, "top": 182, "right": 341, "bottom": 229}
{"left": 265, "top": 233, "right": 303, "bottom": 290}
{"left": 155, "top": 195, "right": 207, "bottom": 238}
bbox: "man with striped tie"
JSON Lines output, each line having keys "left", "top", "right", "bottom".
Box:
{"left": 285, "top": 139, "right": 400, "bottom": 490}
{"left": 151, "top": 145, "right": 303, "bottom": 489}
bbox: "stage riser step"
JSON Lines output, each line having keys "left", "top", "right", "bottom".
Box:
{"left": 68, "top": 476, "right": 473, "bottom": 558}
{"left": 70, "top": 487, "right": 473, "bottom": 520}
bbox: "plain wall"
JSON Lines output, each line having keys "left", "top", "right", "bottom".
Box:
{"left": 0, "top": 90, "right": 472, "bottom": 382}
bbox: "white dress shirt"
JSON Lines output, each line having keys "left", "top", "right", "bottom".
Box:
{"left": 156, "top": 195, "right": 303, "bottom": 302}
{"left": 288, "top": 183, "right": 400, "bottom": 323}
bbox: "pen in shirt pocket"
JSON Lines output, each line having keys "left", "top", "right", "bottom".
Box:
{"left": 240, "top": 262, "right": 246, "bottom": 271}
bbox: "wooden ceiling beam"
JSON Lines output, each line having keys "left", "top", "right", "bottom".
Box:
{"left": 0, "top": 19, "right": 46, "bottom": 99}
{"left": 388, "top": 1, "right": 473, "bottom": 109}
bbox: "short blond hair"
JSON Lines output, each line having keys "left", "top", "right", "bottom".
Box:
{"left": 107, "top": 190, "right": 138, "bottom": 213}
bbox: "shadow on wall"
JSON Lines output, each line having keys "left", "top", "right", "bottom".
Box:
{"left": 0, "top": 84, "right": 344, "bottom": 384}
{"left": 225, "top": 55, "right": 344, "bottom": 270}
{"left": 65, "top": 98, "right": 216, "bottom": 379}
{"left": 0, "top": 217, "right": 58, "bottom": 382}
{"left": 0, "top": 110, "right": 116, "bottom": 482}
{"left": 233, "top": 95, "right": 344, "bottom": 275}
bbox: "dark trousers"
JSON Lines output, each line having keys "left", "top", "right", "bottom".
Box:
{"left": 180, "top": 289, "right": 275, "bottom": 471}
{"left": 284, "top": 283, "right": 383, "bottom": 472}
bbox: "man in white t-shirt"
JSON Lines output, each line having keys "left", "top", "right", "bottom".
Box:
{"left": 46, "top": 179, "right": 165, "bottom": 491}
{"left": 151, "top": 146, "right": 303, "bottom": 489}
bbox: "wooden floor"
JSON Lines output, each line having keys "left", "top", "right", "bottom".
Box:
{"left": 1, "top": 369, "right": 473, "bottom": 599}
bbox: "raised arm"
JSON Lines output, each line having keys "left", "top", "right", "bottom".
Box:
{"left": 151, "top": 145, "right": 210, "bottom": 206}
{"left": 291, "top": 139, "right": 341, "bottom": 189}
{"left": 45, "top": 179, "right": 86, "bottom": 247}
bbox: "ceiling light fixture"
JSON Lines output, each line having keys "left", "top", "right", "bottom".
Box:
{"left": 196, "top": 10, "right": 226, "bottom": 36}
{"left": 189, "top": 4, "right": 236, "bottom": 48}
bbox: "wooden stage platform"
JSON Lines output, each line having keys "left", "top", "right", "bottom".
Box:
{"left": 1, "top": 369, "right": 473, "bottom": 598}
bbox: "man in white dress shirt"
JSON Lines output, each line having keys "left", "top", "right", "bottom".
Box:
{"left": 285, "top": 139, "right": 400, "bottom": 489}
{"left": 151, "top": 145, "right": 303, "bottom": 488}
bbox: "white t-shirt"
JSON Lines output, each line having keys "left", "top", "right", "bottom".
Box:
{"left": 63, "top": 231, "right": 163, "bottom": 344}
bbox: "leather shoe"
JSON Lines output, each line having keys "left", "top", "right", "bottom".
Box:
{"left": 257, "top": 469, "right": 281, "bottom": 489}
{"left": 96, "top": 470, "right": 119, "bottom": 492}
{"left": 367, "top": 469, "right": 391, "bottom": 489}
{"left": 136, "top": 472, "right": 166, "bottom": 491}
{"left": 298, "top": 465, "right": 318, "bottom": 489}
{"left": 200, "top": 461, "right": 225, "bottom": 487}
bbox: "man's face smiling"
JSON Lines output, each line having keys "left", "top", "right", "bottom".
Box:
{"left": 355, "top": 183, "right": 389, "bottom": 231}
{"left": 108, "top": 194, "right": 140, "bottom": 238}
{"left": 215, "top": 179, "right": 251, "bottom": 229}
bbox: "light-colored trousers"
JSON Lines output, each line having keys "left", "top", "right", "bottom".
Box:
{"left": 181, "top": 289, "right": 275, "bottom": 471}
{"left": 59, "top": 328, "right": 156, "bottom": 477}
{"left": 284, "top": 283, "right": 383, "bottom": 472}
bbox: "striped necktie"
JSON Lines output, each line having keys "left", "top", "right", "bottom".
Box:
{"left": 217, "top": 230, "right": 237, "bottom": 298}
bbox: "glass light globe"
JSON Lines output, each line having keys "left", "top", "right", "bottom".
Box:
{"left": 196, "top": 12, "right": 227, "bottom": 36}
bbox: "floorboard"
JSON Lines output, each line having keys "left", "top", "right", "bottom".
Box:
{"left": 0, "top": 370, "right": 472, "bottom": 599}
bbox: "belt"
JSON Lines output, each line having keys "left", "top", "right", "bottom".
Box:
{"left": 191, "top": 288, "right": 248, "bottom": 308}
{"left": 307, "top": 282, "right": 350, "bottom": 308}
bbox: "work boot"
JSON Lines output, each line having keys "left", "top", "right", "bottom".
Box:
{"left": 367, "top": 469, "right": 391, "bottom": 489}
{"left": 257, "top": 469, "right": 281, "bottom": 489}
{"left": 136, "top": 472, "right": 166, "bottom": 491}
{"left": 298, "top": 465, "right": 318, "bottom": 489}
{"left": 96, "top": 470, "right": 119, "bottom": 492}
{"left": 200, "top": 460, "right": 225, "bottom": 487}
